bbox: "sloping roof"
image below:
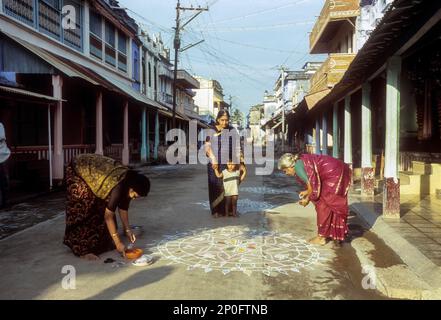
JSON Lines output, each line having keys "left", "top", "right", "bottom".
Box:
{"left": 2, "top": 31, "right": 166, "bottom": 110}
{"left": 0, "top": 85, "right": 65, "bottom": 104}
{"left": 310, "top": 0, "right": 441, "bottom": 114}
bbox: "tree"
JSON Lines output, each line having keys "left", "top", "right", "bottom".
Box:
{"left": 230, "top": 108, "right": 245, "bottom": 127}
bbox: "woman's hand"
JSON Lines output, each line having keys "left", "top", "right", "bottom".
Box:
{"left": 299, "top": 189, "right": 311, "bottom": 200}
{"left": 125, "top": 229, "right": 136, "bottom": 244}
{"left": 299, "top": 198, "right": 310, "bottom": 207}
{"left": 212, "top": 163, "right": 219, "bottom": 171}
{"left": 115, "top": 241, "right": 126, "bottom": 257}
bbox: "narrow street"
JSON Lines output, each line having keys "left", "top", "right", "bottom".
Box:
{"left": 0, "top": 162, "right": 387, "bottom": 300}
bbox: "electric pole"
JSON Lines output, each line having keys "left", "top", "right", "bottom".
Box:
{"left": 172, "top": 1, "right": 208, "bottom": 129}
{"left": 279, "top": 66, "right": 287, "bottom": 153}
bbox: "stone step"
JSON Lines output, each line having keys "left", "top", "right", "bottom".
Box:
{"left": 412, "top": 161, "right": 432, "bottom": 175}
{"left": 399, "top": 171, "right": 432, "bottom": 195}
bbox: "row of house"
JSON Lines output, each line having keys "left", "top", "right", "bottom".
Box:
{"left": 265, "top": 0, "right": 441, "bottom": 219}
{"left": 0, "top": 0, "right": 229, "bottom": 194}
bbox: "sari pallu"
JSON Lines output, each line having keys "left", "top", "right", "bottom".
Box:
{"left": 299, "top": 154, "right": 352, "bottom": 241}
{"left": 206, "top": 128, "right": 242, "bottom": 215}
{"left": 63, "top": 154, "right": 127, "bottom": 256}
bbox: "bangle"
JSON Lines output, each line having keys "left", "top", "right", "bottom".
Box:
{"left": 125, "top": 229, "right": 131, "bottom": 233}
{"left": 111, "top": 233, "right": 118, "bottom": 238}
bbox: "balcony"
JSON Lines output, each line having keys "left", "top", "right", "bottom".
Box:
{"left": 309, "top": 53, "right": 355, "bottom": 94}
{"left": 158, "top": 64, "right": 173, "bottom": 79}
{"left": 177, "top": 70, "right": 199, "bottom": 89}
{"left": 158, "top": 92, "right": 173, "bottom": 106}
{"left": 310, "top": 0, "right": 360, "bottom": 54}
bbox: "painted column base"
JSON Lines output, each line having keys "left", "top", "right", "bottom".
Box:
{"left": 122, "top": 149, "right": 130, "bottom": 166}
{"left": 348, "top": 163, "right": 354, "bottom": 188}
{"left": 383, "top": 177, "right": 400, "bottom": 219}
{"left": 361, "top": 167, "right": 375, "bottom": 197}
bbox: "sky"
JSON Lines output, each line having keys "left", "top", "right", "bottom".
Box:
{"left": 118, "top": 0, "right": 326, "bottom": 115}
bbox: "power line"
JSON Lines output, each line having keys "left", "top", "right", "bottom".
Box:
{"left": 193, "top": 34, "right": 306, "bottom": 54}
{"left": 193, "top": 20, "right": 314, "bottom": 32}
{"left": 204, "top": 0, "right": 313, "bottom": 25}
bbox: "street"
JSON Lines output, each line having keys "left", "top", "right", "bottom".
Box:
{"left": 0, "top": 162, "right": 387, "bottom": 300}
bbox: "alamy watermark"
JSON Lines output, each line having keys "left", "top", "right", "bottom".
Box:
{"left": 165, "top": 120, "right": 276, "bottom": 176}
{"left": 61, "top": 265, "right": 76, "bottom": 290}
{"left": 361, "top": 265, "right": 377, "bottom": 290}
{"left": 62, "top": 6, "right": 77, "bottom": 30}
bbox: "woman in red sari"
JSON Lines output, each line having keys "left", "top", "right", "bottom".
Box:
{"left": 278, "top": 153, "right": 352, "bottom": 245}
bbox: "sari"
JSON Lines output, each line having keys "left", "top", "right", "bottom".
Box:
{"left": 206, "top": 127, "right": 242, "bottom": 215}
{"left": 63, "top": 154, "right": 128, "bottom": 256}
{"left": 297, "top": 154, "right": 352, "bottom": 241}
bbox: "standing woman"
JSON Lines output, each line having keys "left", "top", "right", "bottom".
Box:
{"left": 204, "top": 110, "right": 246, "bottom": 218}
{"left": 278, "top": 153, "right": 352, "bottom": 245}
{"left": 63, "top": 154, "right": 150, "bottom": 260}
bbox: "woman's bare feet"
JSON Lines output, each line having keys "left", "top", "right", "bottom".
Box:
{"left": 308, "top": 236, "right": 327, "bottom": 246}
{"left": 80, "top": 253, "right": 100, "bottom": 261}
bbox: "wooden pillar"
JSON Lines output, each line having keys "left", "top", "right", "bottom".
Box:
{"left": 95, "top": 91, "right": 103, "bottom": 155}
{"left": 322, "top": 113, "right": 328, "bottom": 155}
{"left": 52, "top": 75, "right": 64, "bottom": 181}
{"left": 122, "top": 101, "right": 129, "bottom": 165}
{"left": 154, "top": 110, "right": 159, "bottom": 160}
{"left": 141, "top": 106, "right": 147, "bottom": 162}
{"left": 315, "top": 118, "right": 321, "bottom": 155}
{"left": 333, "top": 102, "right": 339, "bottom": 158}
{"left": 361, "top": 82, "right": 374, "bottom": 196}
{"left": 383, "top": 56, "right": 402, "bottom": 219}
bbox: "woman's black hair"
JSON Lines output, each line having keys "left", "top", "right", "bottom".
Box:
{"left": 124, "top": 170, "right": 150, "bottom": 197}
{"left": 216, "top": 109, "right": 230, "bottom": 123}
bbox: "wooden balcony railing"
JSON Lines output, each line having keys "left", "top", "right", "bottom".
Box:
{"left": 309, "top": 53, "right": 355, "bottom": 94}
{"left": 310, "top": 0, "right": 360, "bottom": 53}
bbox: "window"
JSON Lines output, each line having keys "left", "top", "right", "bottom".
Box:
{"left": 105, "top": 21, "right": 115, "bottom": 47}
{"left": 117, "top": 32, "right": 127, "bottom": 72}
{"left": 38, "top": 0, "right": 62, "bottom": 39}
{"left": 141, "top": 53, "right": 146, "bottom": 93}
{"left": 3, "top": 0, "right": 35, "bottom": 26}
{"left": 89, "top": 11, "right": 102, "bottom": 59}
{"left": 154, "top": 65, "right": 157, "bottom": 91}
{"left": 148, "top": 62, "right": 152, "bottom": 88}
{"left": 132, "top": 41, "right": 140, "bottom": 91}
{"left": 63, "top": 0, "right": 83, "bottom": 51}
{"left": 90, "top": 11, "right": 102, "bottom": 37}
{"left": 105, "top": 21, "right": 116, "bottom": 66}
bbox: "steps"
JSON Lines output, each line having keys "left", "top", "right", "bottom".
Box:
{"left": 399, "top": 161, "right": 441, "bottom": 195}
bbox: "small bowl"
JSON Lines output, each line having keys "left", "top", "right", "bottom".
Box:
{"left": 125, "top": 248, "right": 143, "bottom": 260}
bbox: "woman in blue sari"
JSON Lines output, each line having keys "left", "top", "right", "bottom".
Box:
{"left": 205, "top": 110, "right": 245, "bottom": 217}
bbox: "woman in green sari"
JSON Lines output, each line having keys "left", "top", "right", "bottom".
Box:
{"left": 63, "top": 154, "right": 150, "bottom": 260}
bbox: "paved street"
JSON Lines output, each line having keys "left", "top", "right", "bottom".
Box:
{"left": 0, "top": 162, "right": 389, "bottom": 300}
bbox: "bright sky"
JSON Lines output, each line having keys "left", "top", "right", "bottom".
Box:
{"left": 118, "top": 0, "right": 326, "bottom": 115}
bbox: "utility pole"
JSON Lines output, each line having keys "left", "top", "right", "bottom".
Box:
{"left": 172, "top": 1, "right": 208, "bottom": 129}
{"left": 279, "top": 66, "right": 287, "bottom": 153}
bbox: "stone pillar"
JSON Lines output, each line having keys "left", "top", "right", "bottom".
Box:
{"left": 154, "top": 110, "right": 159, "bottom": 160}
{"left": 383, "top": 56, "right": 402, "bottom": 219}
{"left": 333, "top": 102, "right": 339, "bottom": 158}
{"left": 315, "top": 118, "right": 321, "bottom": 155}
{"left": 141, "top": 106, "right": 148, "bottom": 163}
{"left": 122, "top": 101, "right": 129, "bottom": 165}
{"left": 322, "top": 113, "right": 328, "bottom": 155}
{"left": 95, "top": 91, "right": 103, "bottom": 155}
{"left": 344, "top": 96, "right": 353, "bottom": 185}
{"left": 361, "top": 83, "right": 374, "bottom": 196}
{"left": 52, "top": 75, "right": 64, "bottom": 181}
